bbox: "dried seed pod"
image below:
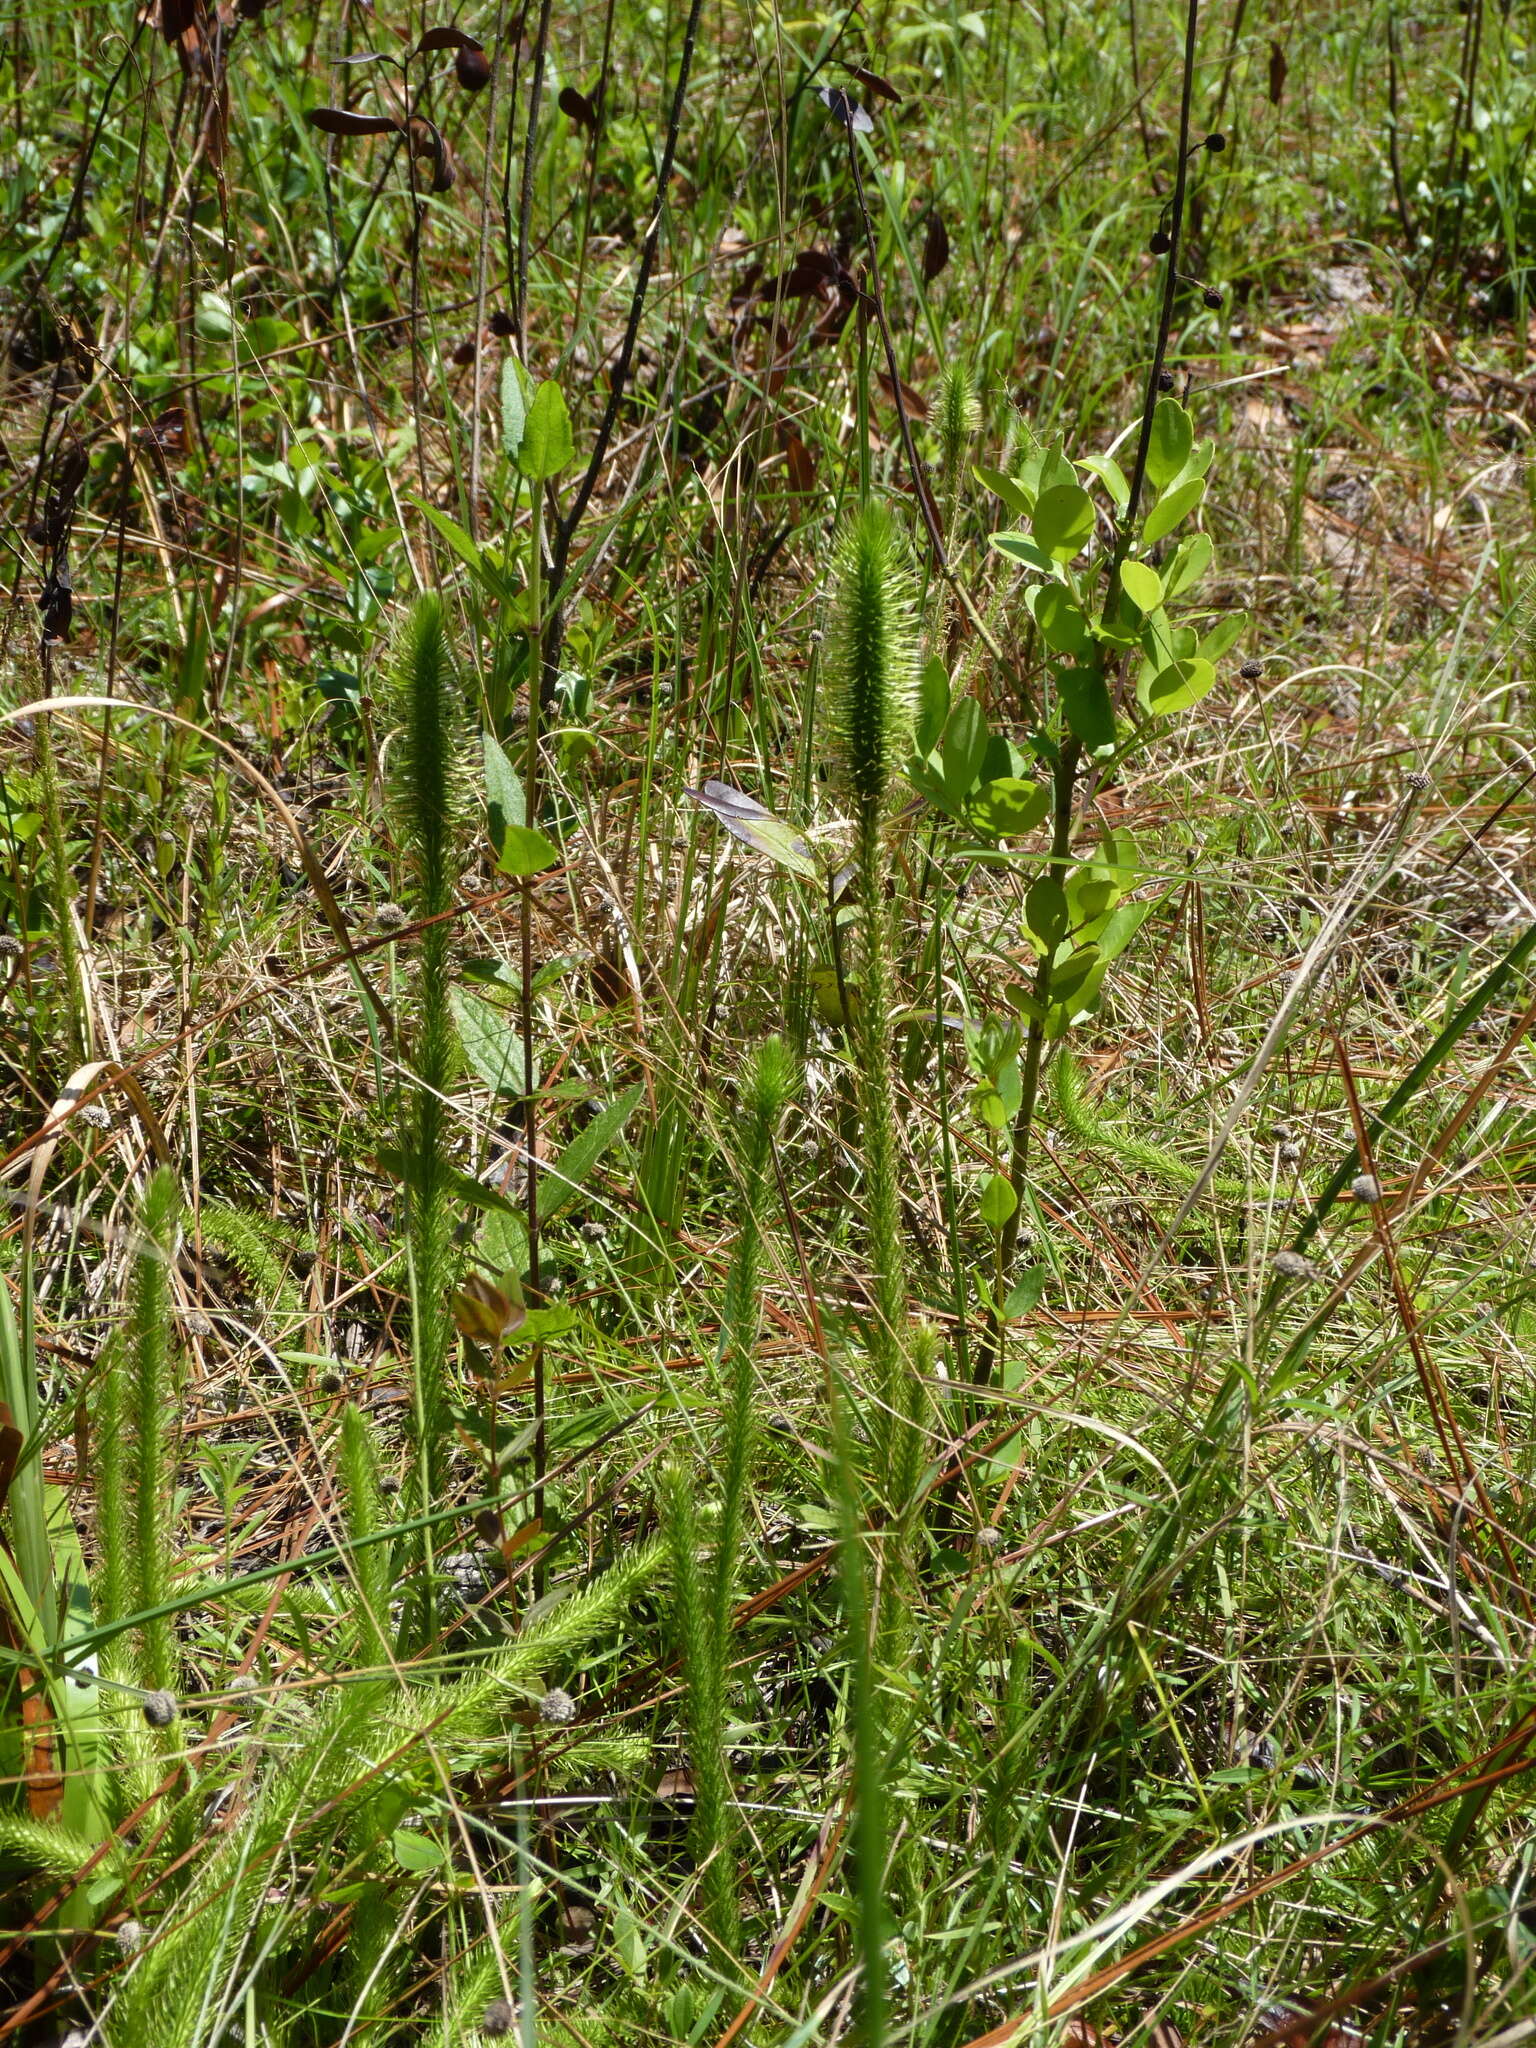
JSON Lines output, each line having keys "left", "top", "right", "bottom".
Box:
{"left": 1240, "top": 659, "right": 1263, "bottom": 679}
{"left": 456, "top": 45, "right": 492, "bottom": 91}
{"left": 539, "top": 1687, "right": 578, "bottom": 1726}
{"left": 1149, "top": 228, "right": 1172, "bottom": 255}
{"left": 1351, "top": 1173, "right": 1382, "bottom": 1204}
{"left": 142, "top": 1689, "right": 179, "bottom": 1728}
{"left": 1271, "top": 1249, "right": 1315, "bottom": 1281}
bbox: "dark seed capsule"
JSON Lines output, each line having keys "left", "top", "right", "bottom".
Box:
{"left": 1240, "top": 659, "right": 1263, "bottom": 679}
{"left": 489, "top": 309, "right": 515, "bottom": 338}
{"left": 482, "top": 2002, "right": 515, "bottom": 2039}
{"left": 456, "top": 46, "right": 492, "bottom": 91}
{"left": 1149, "top": 229, "right": 1172, "bottom": 255}
{"left": 143, "top": 1689, "right": 179, "bottom": 1728}
{"left": 1158, "top": 369, "right": 1175, "bottom": 391}
{"left": 1204, "top": 132, "right": 1226, "bottom": 153}
{"left": 451, "top": 337, "right": 477, "bottom": 366}
{"left": 1203, "top": 286, "right": 1224, "bottom": 309}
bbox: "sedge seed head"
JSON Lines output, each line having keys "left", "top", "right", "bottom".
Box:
{"left": 829, "top": 504, "right": 917, "bottom": 818}
{"left": 1271, "top": 1249, "right": 1314, "bottom": 1281}
{"left": 142, "top": 1689, "right": 179, "bottom": 1728}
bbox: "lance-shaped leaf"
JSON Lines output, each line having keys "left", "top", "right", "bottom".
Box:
{"left": 686, "top": 780, "right": 818, "bottom": 879}
{"left": 306, "top": 108, "right": 402, "bottom": 136}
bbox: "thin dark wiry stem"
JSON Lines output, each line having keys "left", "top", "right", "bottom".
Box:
{"left": 1109, "top": 0, "right": 1202, "bottom": 603}
{"left": 553, "top": 0, "right": 707, "bottom": 568}
{"left": 975, "top": 0, "right": 1202, "bottom": 1391}
{"left": 516, "top": 0, "right": 554, "bottom": 356}
{"left": 845, "top": 124, "right": 946, "bottom": 568}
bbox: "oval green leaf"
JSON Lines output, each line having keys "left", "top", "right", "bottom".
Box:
{"left": 990, "top": 530, "right": 1056, "bottom": 574}
{"left": 1143, "top": 656, "right": 1216, "bottom": 716}
{"left": 1118, "top": 560, "right": 1163, "bottom": 613}
{"left": 966, "top": 776, "right": 1050, "bottom": 840}
{"left": 1030, "top": 483, "right": 1095, "bottom": 561}
{"left": 1028, "top": 582, "right": 1092, "bottom": 656}
{"left": 979, "top": 1171, "right": 1018, "bottom": 1231}
{"left": 1163, "top": 530, "right": 1213, "bottom": 599}
{"left": 1145, "top": 397, "right": 1193, "bottom": 490}
{"left": 1143, "top": 475, "right": 1205, "bottom": 547}
{"left": 974, "top": 465, "right": 1033, "bottom": 517}
{"left": 519, "top": 379, "right": 574, "bottom": 480}
{"left": 1056, "top": 662, "right": 1117, "bottom": 756}
{"left": 1024, "top": 876, "right": 1068, "bottom": 950}
{"left": 1197, "top": 613, "right": 1247, "bottom": 664}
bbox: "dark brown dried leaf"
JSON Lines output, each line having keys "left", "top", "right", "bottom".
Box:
{"left": 159, "top": 0, "right": 199, "bottom": 41}
{"left": 876, "top": 369, "right": 927, "bottom": 420}
{"left": 922, "top": 210, "right": 949, "bottom": 283}
{"left": 1268, "top": 39, "right": 1287, "bottom": 103}
{"left": 407, "top": 116, "right": 456, "bottom": 191}
{"left": 782, "top": 429, "right": 816, "bottom": 494}
{"left": 558, "top": 84, "right": 597, "bottom": 133}
{"left": 305, "top": 107, "right": 401, "bottom": 136}
{"left": 415, "top": 24, "right": 481, "bottom": 52}
{"left": 845, "top": 62, "right": 901, "bottom": 104}
{"left": 455, "top": 46, "right": 492, "bottom": 89}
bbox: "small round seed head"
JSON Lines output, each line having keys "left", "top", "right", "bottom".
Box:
{"left": 539, "top": 1687, "right": 578, "bottom": 1726}
{"left": 0, "top": 935, "right": 21, "bottom": 959}
{"left": 374, "top": 902, "right": 409, "bottom": 933}
{"left": 142, "top": 1689, "right": 179, "bottom": 1728}
{"left": 1148, "top": 228, "right": 1172, "bottom": 255}
{"left": 1204, "top": 131, "right": 1226, "bottom": 153}
{"left": 975, "top": 1526, "right": 1004, "bottom": 1552}
{"left": 1279, "top": 1140, "right": 1302, "bottom": 1165}
{"left": 227, "top": 1672, "right": 259, "bottom": 1695}
{"left": 1351, "top": 1173, "right": 1383, "bottom": 1205}
{"left": 1404, "top": 770, "right": 1430, "bottom": 793}
{"left": 77, "top": 1098, "right": 112, "bottom": 1130}
{"left": 1240, "top": 659, "right": 1263, "bottom": 680}
{"left": 482, "top": 2000, "right": 516, "bottom": 2039}
{"left": 489, "top": 309, "right": 515, "bottom": 338}
{"left": 1203, "top": 286, "right": 1224, "bottom": 310}
{"left": 116, "top": 1918, "right": 145, "bottom": 1956}
{"left": 317, "top": 1367, "right": 344, "bottom": 1395}
{"left": 1271, "top": 1249, "right": 1315, "bottom": 1282}
{"left": 183, "top": 1309, "right": 213, "bottom": 1337}
{"left": 1157, "top": 368, "right": 1175, "bottom": 391}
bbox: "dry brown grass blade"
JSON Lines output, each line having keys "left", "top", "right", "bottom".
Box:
{"left": 951, "top": 1735, "right": 1536, "bottom": 2048}
{"left": 711, "top": 1802, "right": 851, "bottom": 2048}
{"left": 1330, "top": 1030, "right": 1533, "bottom": 1625}
{"left": 0, "top": 696, "right": 395, "bottom": 1038}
